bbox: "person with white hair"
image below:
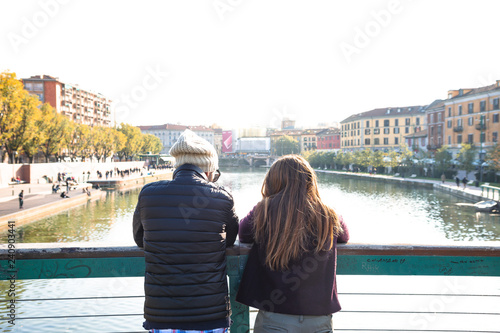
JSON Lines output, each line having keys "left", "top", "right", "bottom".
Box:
{"left": 133, "top": 129, "right": 239, "bottom": 333}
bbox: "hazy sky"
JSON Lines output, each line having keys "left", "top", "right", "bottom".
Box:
{"left": 1, "top": 0, "right": 499, "bottom": 130}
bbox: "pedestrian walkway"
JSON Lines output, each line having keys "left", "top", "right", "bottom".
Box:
{"left": 316, "top": 169, "right": 492, "bottom": 201}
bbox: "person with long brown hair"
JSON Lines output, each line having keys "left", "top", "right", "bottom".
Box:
{"left": 236, "top": 155, "right": 349, "bottom": 333}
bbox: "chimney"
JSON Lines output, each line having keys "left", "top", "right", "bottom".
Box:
{"left": 497, "top": 80, "right": 500, "bottom": 87}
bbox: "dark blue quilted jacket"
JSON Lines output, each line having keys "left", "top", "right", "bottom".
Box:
{"left": 133, "top": 164, "right": 239, "bottom": 330}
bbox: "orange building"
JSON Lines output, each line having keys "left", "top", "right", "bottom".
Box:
{"left": 444, "top": 81, "right": 500, "bottom": 159}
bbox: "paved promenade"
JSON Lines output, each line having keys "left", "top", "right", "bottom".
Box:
{"left": 0, "top": 170, "right": 172, "bottom": 230}
{"left": 315, "top": 169, "right": 494, "bottom": 202}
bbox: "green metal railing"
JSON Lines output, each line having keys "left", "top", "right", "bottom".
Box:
{"left": 481, "top": 184, "right": 500, "bottom": 200}
{"left": 1, "top": 242, "right": 499, "bottom": 332}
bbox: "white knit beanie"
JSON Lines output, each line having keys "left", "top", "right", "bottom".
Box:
{"left": 169, "top": 129, "right": 219, "bottom": 172}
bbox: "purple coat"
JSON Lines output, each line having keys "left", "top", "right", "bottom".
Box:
{"left": 236, "top": 206, "right": 349, "bottom": 315}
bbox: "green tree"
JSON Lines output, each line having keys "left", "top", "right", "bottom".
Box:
{"left": 372, "top": 150, "right": 385, "bottom": 171}
{"left": 275, "top": 135, "right": 299, "bottom": 156}
{"left": 435, "top": 145, "right": 453, "bottom": 176}
{"left": 485, "top": 144, "right": 500, "bottom": 182}
{"left": 457, "top": 144, "right": 476, "bottom": 175}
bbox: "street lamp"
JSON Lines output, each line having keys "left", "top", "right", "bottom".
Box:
{"left": 476, "top": 114, "right": 486, "bottom": 182}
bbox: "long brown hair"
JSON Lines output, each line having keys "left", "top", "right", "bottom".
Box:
{"left": 253, "top": 155, "right": 342, "bottom": 271}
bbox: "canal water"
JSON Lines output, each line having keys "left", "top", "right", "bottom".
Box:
{"left": 1, "top": 168, "right": 499, "bottom": 332}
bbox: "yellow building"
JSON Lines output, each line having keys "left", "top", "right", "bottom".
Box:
{"left": 444, "top": 81, "right": 500, "bottom": 159}
{"left": 340, "top": 106, "right": 427, "bottom": 152}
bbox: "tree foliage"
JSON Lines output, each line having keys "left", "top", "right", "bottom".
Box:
{"left": 0, "top": 71, "right": 164, "bottom": 163}
{"left": 274, "top": 135, "right": 299, "bottom": 156}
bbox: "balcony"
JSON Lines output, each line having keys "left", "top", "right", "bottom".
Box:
{"left": 476, "top": 124, "right": 487, "bottom": 131}
{"left": 453, "top": 126, "right": 464, "bottom": 132}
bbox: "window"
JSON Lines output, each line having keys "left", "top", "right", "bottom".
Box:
{"left": 374, "top": 138, "right": 380, "bottom": 145}
{"left": 457, "top": 135, "right": 462, "bottom": 144}
{"left": 395, "top": 119, "right": 399, "bottom": 126}
{"left": 448, "top": 107, "right": 451, "bottom": 117}
{"left": 447, "top": 120, "right": 452, "bottom": 128}
{"left": 430, "top": 114, "right": 434, "bottom": 123}
{"left": 394, "top": 137, "right": 399, "bottom": 145}
{"left": 494, "top": 98, "right": 500, "bottom": 110}
{"left": 438, "top": 126, "right": 442, "bottom": 135}
{"left": 457, "top": 119, "right": 462, "bottom": 127}
{"left": 384, "top": 128, "right": 390, "bottom": 134}
{"left": 405, "top": 127, "right": 409, "bottom": 134}
{"left": 34, "top": 83, "right": 43, "bottom": 90}
{"left": 468, "top": 103, "right": 474, "bottom": 113}
{"left": 493, "top": 132, "right": 498, "bottom": 143}
{"left": 357, "top": 129, "right": 360, "bottom": 136}
{"left": 365, "top": 129, "right": 371, "bottom": 135}
{"left": 394, "top": 127, "right": 400, "bottom": 134}
{"left": 357, "top": 122, "right": 360, "bottom": 129}
{"left": 374, "top": 128, "right": 380, "bottom": 134}
{"left": 448, "top": 136, "right": 451, "bottom": 145}
{"left": 458, "top": 105, "right": 462, "bottom": 115}
{"left": 366, "top": 120, "right": 370, "bottom": 128}
{"left": 405, "top": 118, "right": 410, "bottom": 125}
{"left": 494, "top": 114, "right": 499, "bottom": 123}
{"left": 438, "top": 113, "right": 442, "bottom": 122}
{"left": 25, "top": 82, "right": 33, "bottom": 90}
{"left": 365, "top": 138, "right": 371, "bottom": 145}
{"left": 468, "top": 117, "right": 473, "bottom": 126}
{"left": 383, "top": 138, "right": 389, "bottom": 145}
{"left": 468, "top": 134, "right": 473, "bottom": 144}
{"left": 480, "top": 101, "right": 486, "bottom": 112}
{"left": 430, "top": 127, "right": 434, "bottom": 135}
{"left": 416, "top": 118, "right": 420, "bottom": 125}
{"left": 375, "top": 120, "right": 379, "bottom": 127}
{"left": 384, "top": 120, "right": 390, "bottom": 127}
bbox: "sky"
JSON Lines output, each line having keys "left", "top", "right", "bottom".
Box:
{"left": 1, "top": 0, "right": 499, "bottom": 130}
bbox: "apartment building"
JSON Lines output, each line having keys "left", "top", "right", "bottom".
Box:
{"left": 426, "top": 99, "right": 445, "bottom": 152}
{"left": 138, "top": 124, "right": 215, "bottom": 155}
{"left": 317, "top": 128, "right": 341, "bottom": 151}
{"left": 340, "top": 106, "right": 427, "bottom": 152}
{"left": 444, "top": 81, "right": 500, "bottom": 159}
{"left": 22, "top": 75, "right": 112, "bottom": 127}
{"left": 300, "top": 129, "right": 323, "bottom": 153}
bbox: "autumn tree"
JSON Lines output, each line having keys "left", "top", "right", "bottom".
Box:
{"left": 141, "top": 133, "right": 163, "bottom": 155}
{"left": 0, "top": 71, "right": 26, "bottom": 162}
{"left": 5, "top": 90, "right": 41, "bottom": 163}
{"left": 39, "top": 104, "right": 71, "bottom": 162}
{"left": 117, "top": 123, "right": 143, "bottom": 161}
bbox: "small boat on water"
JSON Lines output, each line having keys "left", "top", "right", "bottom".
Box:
{"left": 473, "top": 200, "right": 500, "bottom": 213}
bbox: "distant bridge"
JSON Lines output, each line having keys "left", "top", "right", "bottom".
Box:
{"left": 224, "top": 154, "right": 276, "bottom": 167}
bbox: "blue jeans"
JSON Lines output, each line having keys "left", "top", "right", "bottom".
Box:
{"left": 254, "top": 310, "right": 333, "bottom": 333}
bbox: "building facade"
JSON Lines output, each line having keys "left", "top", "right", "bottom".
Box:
{"left": 138, "top": 124, "right": 215, "bottom": 155}
{"left": 22, "top": 75, "right": 112, "bottom": 127}
{"left": 444, "top": 81, "right": 500, "bottom": 159}
{"left": 317, "top": 128, "right": 341, "bottom": 151}
{"left": 426, "top": 100, "right": 445, "bottom": 152}
{"left": 340, "top": 106, "right": 427, "bottom": 152}
{"left": 300, "top": 129, "right": 323, "bottom": 153}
